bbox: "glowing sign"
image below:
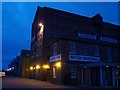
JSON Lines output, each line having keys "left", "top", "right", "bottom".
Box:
{"left": 50, "top": 54, "right": 61, "bottom": 62}
{"left": 100, "top": 37, "right": 117, "bottom": 43}
{"left": 78, "top": 33, "right": 96, "bottom": 40}
{"left": 69, "top": 55, "right": 100, "bottom": 62}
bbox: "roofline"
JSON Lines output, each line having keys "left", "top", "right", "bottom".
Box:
{"left": 39, "top": 6, "right": 120, "bottom": 27}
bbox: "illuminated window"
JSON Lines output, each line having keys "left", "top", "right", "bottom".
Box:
{"left": 69, "top": 41, "right": 76, "bottom": 54}
{"left": 53, "top": 67, "right": 56, "bottom": 78}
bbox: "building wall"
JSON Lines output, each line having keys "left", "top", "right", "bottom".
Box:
{"left": 18, "top": 50, "right": 31, "bottom": 78}
{"left": 31, "top": 6, "right": 120, "bottom": 85}
{"left": 22, "top": 57, "right": 30, "bottom": 78}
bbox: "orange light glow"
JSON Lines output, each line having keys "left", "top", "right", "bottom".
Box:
{"left": 30, "top": 66, "right": 33, "bottom": 70}
{"left": 36, "top": 65, "right": 40, "bottom": 69}
{"left": 55, "top": 62, "right": 61, "bottom": 68}
{"left": 43, "top": 65, "right": 50, "bottom": 69}
{"left": 38, "top": 23, "right": 44, "bottom": 35}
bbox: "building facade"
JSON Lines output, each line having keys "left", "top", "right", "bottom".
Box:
{"left": 18, "top": 50, "right": 31, "bottom": 78}
{"left": 30, "top": 6, "right": 120, "bottom": 87}
{"left": 8, "top": 50, "right": 31, "bottom": 78}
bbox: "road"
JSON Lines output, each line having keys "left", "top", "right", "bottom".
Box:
{"left": 2, "top": 76, "right": 73, "bottom": 88}
{"left": 1, "top": 76, "right": 120, "bottom": 90}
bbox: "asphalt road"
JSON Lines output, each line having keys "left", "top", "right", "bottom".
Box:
{"left": 1, "top": 76, "right": 120, "bottom": 90}
{"left": 2, "top": 76, "right": 72, "bottom": 88}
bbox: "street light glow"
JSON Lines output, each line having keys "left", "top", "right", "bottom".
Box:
{"left": 106, "top": 66, "right": 109, "bottom": 68}
{"left": 30, "top": 66, "right": 33, "bottom": 70}
{"left": 43, "top": 65, "right": 50, "bottom": 69}
{"left": 38, "top": 23, "right": 44, "bottom": 35}
{"left": 55, "top": 62, "right": 61, "bottom": 68}
{"left": 9, "top": 68, "right": 12, "bottom": 70}
{"left": 39, "top": 23, "right": 42, "bottom": 26}
{"left": 36, "top": 65, "right": 40, "bottom": 69}
{"left": 12, "top": 67, "right": 14, "bottom": 69}
{"left": 7, "top": 69, "right": 10, "bottom": 71}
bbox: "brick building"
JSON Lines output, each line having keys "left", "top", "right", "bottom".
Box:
{"left": 18, "top": 50, "right": 31, "bottom": 78}
{"left": 30, "top": 6, "right": 120, "bottom": 87}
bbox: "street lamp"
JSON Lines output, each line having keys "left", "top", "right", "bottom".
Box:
{"left": 30, "top": 66, "right": 33, "bottom": 70}
{"left": 55, "top": 62, "right": 61, "bottom": 68}
{"left": 106, "top": 66, "right": 109, "bottom": 68}
{"left": 43, "top": 64, "right": 50, "bottom": 69}
{"left": 12, "top": 67, "right": 14, "bottom": 69}
{"left": 38, "top": 23, "right": 44, "bottom": 35}
{"left": 39, "top": 23, "right": 42, "bottom": 26}
{"left": 36, "top": 65, "right": 40, "bottom": 69}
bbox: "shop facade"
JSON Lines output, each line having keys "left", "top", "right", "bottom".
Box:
{"left": 30, "top": 6, "right": 120, "bottom": 87}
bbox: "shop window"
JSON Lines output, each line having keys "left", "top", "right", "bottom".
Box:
{"left": 53, "top": 67, "right": 56, "bottom": 78}
{"left": 70, "top": 65, "right": 76, "bottom": 78}
{"left": 69, "top": 41, "right": 76, "bottom": 54}
{"left": 107, "top": 47, "right": 112, "bottom": 62}
{"left": 53, "top": 42, "right": 57, "bottom": 55}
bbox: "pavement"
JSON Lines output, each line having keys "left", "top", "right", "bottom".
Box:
{"left": 1, "top": 76, "right": 120, "bottom": 89}
{"left": 2, "top": 76, "right": 74, "bottom": 88}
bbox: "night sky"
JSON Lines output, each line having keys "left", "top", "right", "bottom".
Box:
{"left": 2, "top": 2, "right": 119, "bottom": 70}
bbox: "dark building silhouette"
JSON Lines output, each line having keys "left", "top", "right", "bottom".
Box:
{"left": 30, "top": 6, "right": 120, "bottom": 87}
{"left": 18, "top": 50, "right": 31, "bottom": 78}
{"left": 8, "top": 56, "right": 20, "bottom": 76}
{"left": 8, "top": 50, "right": 31, "bottom": 78}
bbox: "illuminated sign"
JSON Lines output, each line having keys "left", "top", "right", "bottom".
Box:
{"left": 100, "top": 37, "right": 117, "bottom": 43}
{"left": 69, "top": 55, "right": 100, "bottom": 62}
{"left": 78, "top": 33, "right": 96, "bottom": 40}
{"left": 50, "top": 54, "right": 61, "bottom": 62}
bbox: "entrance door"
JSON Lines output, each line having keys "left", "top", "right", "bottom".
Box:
{"left": 103, "top": 67, "right": 112, "bottom": 86}
{"left": 91, "top": 67, "right": 100, "bottom": 86}
{"left": 83, "top": 68, "right": 89, "bottom": 85}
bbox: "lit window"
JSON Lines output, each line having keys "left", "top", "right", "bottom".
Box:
{"left": 53, "top": 67, "right": 56, "bottom": 78}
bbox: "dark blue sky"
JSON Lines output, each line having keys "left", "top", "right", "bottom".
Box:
{"left": 2, "top": 2, "right": 119, "bottom": 70}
